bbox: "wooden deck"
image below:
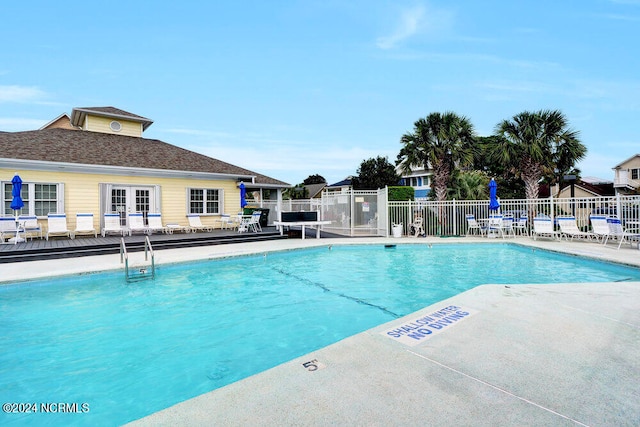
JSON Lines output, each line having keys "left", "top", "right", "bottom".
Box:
{"left": 0, "top": 227, "right": 287, "bottom": 263}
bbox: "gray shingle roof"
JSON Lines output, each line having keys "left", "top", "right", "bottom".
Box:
{"left": 70, "top": 106, "right": 154, "bottom": 130}
{"left": 0, "top": 128, "right": 289, "bottom": 186}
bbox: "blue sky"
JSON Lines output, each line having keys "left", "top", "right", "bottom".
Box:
{"left": 1, "top": 0, "right": 639, "bottom": 186}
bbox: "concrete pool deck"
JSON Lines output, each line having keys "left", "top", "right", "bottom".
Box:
{"left": 4, "top": 237, "right": 640, "bottom": 426}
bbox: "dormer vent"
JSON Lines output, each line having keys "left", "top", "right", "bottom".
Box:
{"left": 110, "top": 121, "right": 122, "bottom": 132}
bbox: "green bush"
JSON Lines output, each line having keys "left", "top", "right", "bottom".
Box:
{"left": 388, "top": 186, "right": 414, "bottom": 201}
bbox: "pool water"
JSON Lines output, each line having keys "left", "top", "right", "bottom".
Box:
{"left": 1, "top": 243, "right": 639, "bottom": 426}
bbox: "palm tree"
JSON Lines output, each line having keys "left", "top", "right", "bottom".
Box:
{"left": 397, "top": 112, "right": 476, "bottom": 202}
{"left": 448, "top": 170, "right": 489, "bottom": 200}
{"left": 491, "top": 110, "right": 586, "bottom": 200}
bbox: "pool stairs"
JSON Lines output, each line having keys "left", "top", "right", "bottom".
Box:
{"left": 121, "top": 237, "right": 155, "bottom": 282}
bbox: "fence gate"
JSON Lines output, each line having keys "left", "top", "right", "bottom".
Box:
{"left": 321, "top": 189, "right": 386, "bottom": 237}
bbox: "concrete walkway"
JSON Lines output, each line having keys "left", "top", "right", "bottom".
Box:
{"left": 3, "top": 237, "right": 640, "bottom": 426}
{"left": 128, "top": 281, "right": 640, "bottom": 426}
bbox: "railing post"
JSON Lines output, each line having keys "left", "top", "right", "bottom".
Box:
{"left": 453, "top": 199, "right": 457, "bottom": 236}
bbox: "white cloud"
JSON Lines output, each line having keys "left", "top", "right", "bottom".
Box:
{"left": 0, "top": 85, "right": 46, "bottom": 103}
{"left": 375, "top": 4, "right": 453, "bottom": 50}
{"left": 172, "top": 129, "right": 397, "bottom": 184}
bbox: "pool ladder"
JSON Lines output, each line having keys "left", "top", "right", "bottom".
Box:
{"left": 120, "top": 236, "right": 155, "bottom": 282}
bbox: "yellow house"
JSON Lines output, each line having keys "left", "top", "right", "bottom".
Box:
{"left": 613, "top": 154, "right": 640, "bottom": 195}
{"left": 0, "top": 107, "right": 290, "bottom": 232}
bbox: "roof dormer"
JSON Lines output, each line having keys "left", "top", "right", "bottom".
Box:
{"left": 70, "top": 106, "right": 153, "bottom": 137}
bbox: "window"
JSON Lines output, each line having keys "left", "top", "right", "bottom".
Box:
{"left": 34, "top": 184, "right": 58, "bottom": 216}
{"left": 188, "top": 188, "right": 221, "bottom": 215}
{"left": 2, "top": 182, "right": 63, "bottom": 216}
{"left": 632, "top": 168, "right": 639, "bottom": 180}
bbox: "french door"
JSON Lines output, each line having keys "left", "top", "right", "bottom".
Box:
{"left": 110, "top": 186, "right": 152, "bottom": 226}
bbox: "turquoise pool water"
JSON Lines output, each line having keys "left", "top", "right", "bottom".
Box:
{"left": 1, "top": 243, "right": 639, "bottom": 426}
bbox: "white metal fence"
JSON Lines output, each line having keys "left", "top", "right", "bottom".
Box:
{"left": 247, "top": 191, "right": 640, "bottom": 238}
{"left": 388, "top": 195, "right": 640, "bottom": 237}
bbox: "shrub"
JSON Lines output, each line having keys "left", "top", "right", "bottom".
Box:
{"left": 389, "top": 186, "right": 414, "bottom": 201}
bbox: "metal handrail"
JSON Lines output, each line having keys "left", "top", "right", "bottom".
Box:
{"left": 120, "top": 237, "right": 129, "bottom": 279}
{"left": 144, "top": 235, "right": 155, "bottom": 279}
{"left": 120, "top": 236, "right": 155, "bottom": 281}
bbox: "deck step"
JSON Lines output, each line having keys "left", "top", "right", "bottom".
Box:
{"left": 0, "top": 231, "right": 288, "bottom": 263}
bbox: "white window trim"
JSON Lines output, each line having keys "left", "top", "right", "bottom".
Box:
{"left": 2, "top": 181, "right": 64, "bottom": 217}
{"left": 186, "top": 187, "right": 224, "bottom": 215}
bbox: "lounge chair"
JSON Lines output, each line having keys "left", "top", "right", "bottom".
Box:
{"left": 74, "top": 213, "right": 97, "bottom": 238}
{"left": 128, "top": 212, "right": 151, "bottom": 235}
{"left": 18, "top": 215, "right": 43, "bottom": 240}
{"left": 590, "top": 215, "right": 610, "bottom": 244}
{"left": 465, "top": 214, "right": 486, "bottom": 236}
{"left": 606, "top": 217, "right": 640, "bottom": 250}
{"left": 46, "top": 213, "right": 74, "bottom": 240}
{"left": 102, "top": 213, "right": 126, "bottom": 237}
{"left": 0, "top": 216, "right": 18, "bottom": 243}
{"left": 187, "top": 214, "right": 213, "bottom": 232}
{"left": 165, "top": 223, "right": 190, "bottom": 234}
{"left": 147, "top": 213, "right": 169, "bottom": 234}
{"left": 532, "top": 215, "right": 559, "bottom": 240}
{"left": 557, "top": 215, "right": 595, "bottom": 241}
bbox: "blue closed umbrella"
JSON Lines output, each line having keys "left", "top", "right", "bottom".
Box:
{"left": 489, "top": 178, "right": 500, "bottom": 211}
{"left": 10, "top": 174, "right": 24, "bottom": 213}
{"left": 239, "top": 182, "right": 247, "bottom": 208}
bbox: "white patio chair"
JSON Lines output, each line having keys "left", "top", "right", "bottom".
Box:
{"left": 499, "top": 214, "right": 515, "bottom": 238}
{"left": 532, "top": 215, "right": 559, "bottom": 240}
{"left": 590, "top": 215, "right": 610, "bottom": 244}
{"left": 411, "top": 215, "right": 424, "bottom": 237}
{"left": 486, "top": 214, "right": 504, "bottom": 238}
{"left": 18, "top": 215, "right": 43, "bottom": 240}
{"left": 102, "top": 213, "right": 126, "bottom": 237}
{"left": 251, "top": 211, "right": 262, "bottom": 232}
{"left": 147, "top": 213, "right": 169, "bottom": 234}
{"left": 216, "top": 214, "right": 238, "bottom": 230}
{"left": 465, "top": 214, "right": 486, "bottom": 237}
{"left": 238, "top": 212, "right": 261, "bottom": 233}
{"left": 74, "top": 213, "right": 97, "bottom": 238}
{"left": 46, "top": 213, "right": 74, "bottom": 240}
{"left": 127, "top": 212, "right": 151, "bottom": 236}
{"left": 557, "top": 215, "right": 595, "bottom": 241}
{"left": 606, "top": 217, "right": 640, "bottom": 250}
{"left": 512, "top": 214, "right": 528, "bottom": 236}
{"left": 237, "top": 215, "right": 251, "bottom": 233}
{"left": 187, "top": 214, "right": 213, "bottom": 232}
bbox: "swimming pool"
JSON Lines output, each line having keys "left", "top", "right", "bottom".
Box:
{"left": 2, "top": 243, "right": 639, "bottom": 426}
